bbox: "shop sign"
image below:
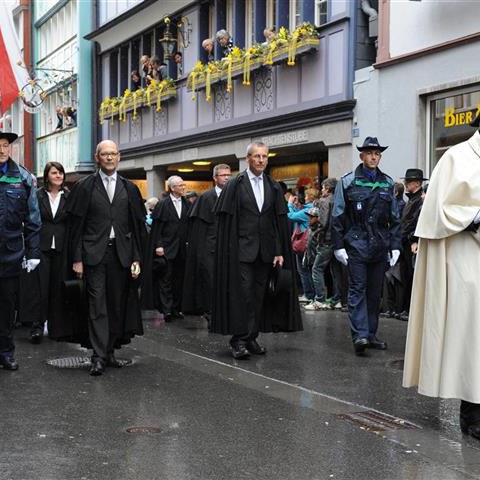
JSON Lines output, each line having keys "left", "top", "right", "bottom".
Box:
{"left": 261, "top": 129, "right": 308, "bottom": 147}
{"left": 444, "top": 105, "right": 480, "bottom": 128}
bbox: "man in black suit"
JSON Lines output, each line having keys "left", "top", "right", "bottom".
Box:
{"left": 68, "top": 140, "right": 145, "bottom": 376}
{"left": 150, "top": 176, "right": 189, "bottom": 322}
{"left": 183, "top": 164, "right": 231, "bottom": 321}
{"left": 211, "top": 142, "right": 302, "bottom": 359}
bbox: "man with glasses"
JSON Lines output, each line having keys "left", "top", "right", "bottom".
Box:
{"left": 183, "top": 164, "right": 231, "bottom": 324}
{"left": 0, "top": 131, "right": 41, "bottom": 371}
{"left": 149, "top": 175, "right": 190, "bottom": 322}
{"left": 211, "top": 142, "right": 302, "bottom": 359}
{"left": 67, "top": 140, "right": 146, "bottom": 376}
{"left": 332, "top": 137, "right": 401, "bottom": 356}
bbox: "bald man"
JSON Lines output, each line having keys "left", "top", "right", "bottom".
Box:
{"left": 68, "top": 140, "right": 146, "bottom": 376}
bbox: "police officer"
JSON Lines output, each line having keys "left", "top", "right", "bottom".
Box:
{"left": 331, "top": 137, "right": 401, "bottom": 356}
{"left": 0, "top": 130, "right": 41, "bottom": 370}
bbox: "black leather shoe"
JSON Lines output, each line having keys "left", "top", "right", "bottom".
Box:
{"left": 231, "top": 344, "right": 250, "bottom": 359}
{"left": 106, "top": 354, "right": 126, "bottom": 368}
{"left": 89, "top": 359, "right": 105, "bottom": 376}
{"left": 246, "top": 340, "right": 266, "bottom": 355}
{"left": 172, "top": 311, "right": 184, "bottom": 319}
{"left": 0, "top": 356, "right": 19, "bottom": 371}
{"left": 164, "top": 313, "right": 173, "bottom": 322}
{"left": 367, "top": 337, "right": 388, "bottom": 350}
{"left": 353, "top": 337, "right": 369, "bottom": 355}
{"left": 29, "top": 332, "right": 43, "bottom": 344}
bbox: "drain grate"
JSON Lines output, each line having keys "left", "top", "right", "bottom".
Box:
{"left": 126, "top": 427, "right": 162, "bottom": 434}
{"left": 335, "top": 410, "right": 419, "bottom": 433}
{"left": 46, "top": 357, "right": 133, "bottom": 369}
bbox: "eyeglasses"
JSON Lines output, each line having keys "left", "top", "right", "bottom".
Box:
{"left": 0, "top": 144, "right": 10, "bottom": 150}
{"left": 173, "top": 183, "right": 186, "bottom": 188}
{"left": 99, "top": 152, "right": 119, "bottom": 158}
{"left": 215, "top": 174, "right": 231, "bottom": 177}
{"left": 249, "top": 154, "right": 268, "bottom": 160}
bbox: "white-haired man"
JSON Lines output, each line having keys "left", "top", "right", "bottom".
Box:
{"left": 149, "top": 176, "right": 190, "bottom": 321}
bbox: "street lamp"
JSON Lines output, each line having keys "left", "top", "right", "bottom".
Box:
{"left": 159, "top": 17, "right": 177, "bottom": 62}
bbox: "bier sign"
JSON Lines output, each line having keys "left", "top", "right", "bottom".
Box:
{"left": 444, "top": 104, "right": 480, "bottom": 128}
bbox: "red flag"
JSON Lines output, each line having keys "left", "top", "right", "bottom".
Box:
{"left": 0, "top": 2, "right": 30, "bottom": 113}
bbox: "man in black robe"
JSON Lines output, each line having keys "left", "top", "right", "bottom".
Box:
{"left": 183, "top": 164, "right": 232, "bottom": 321}
{"left": 211, "top": 142, "right": 302, "bottom": 359}
{"left": 67, "top": 140, "right": 146, "bottom": 376}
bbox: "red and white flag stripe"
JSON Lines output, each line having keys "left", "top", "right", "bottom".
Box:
{"left": 0, "top": 2, "right": 30, "bottom": 113}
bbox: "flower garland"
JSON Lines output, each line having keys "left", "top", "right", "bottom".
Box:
{"left": 98, "top": 79, "right": 176, "bottom": 123}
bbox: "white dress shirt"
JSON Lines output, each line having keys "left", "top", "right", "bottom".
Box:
{"left": 247, "top": 168, "right": 264, "bottom": 211}
{"left": 215, "top": 185, "right": 222, "bottom": 197}
{"left": 46, "top": 190, "right": 64, "bottom": 249}
{"left": 99, "top": 170, "right": 117, "bottom": 238}
{"left": 170, "top": 194, "right": 182, "bottom": 218}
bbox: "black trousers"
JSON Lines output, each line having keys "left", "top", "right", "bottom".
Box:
{"left": 84, "top": 243, "right": 129, "bottom": 361}
{"left": 231, "top": 258, "right": 271, "bottom": 346}
{"left": 31, "top": 249, "right": 64, "bottom": 335}
{"left": 157, "top": 254, "right": 185, "bottom": 315}
{"left": 0, "top": 276, "right": 19, "bottom": 355}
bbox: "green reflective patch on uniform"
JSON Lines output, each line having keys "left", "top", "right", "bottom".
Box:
{"left": 354, "top": 179, "right": 390, "bottom": 190}
{"left": 0, "top": 175, "right": 21, "bottom": 184}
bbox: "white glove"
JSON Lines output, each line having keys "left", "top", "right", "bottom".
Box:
{"left": 26, "top": 259, "right": 40, "bottom": 272}
{"left": 334, "top": 248, "right": 349, "bottom": 266}
{"left": 389, "top": 250, "right": 400, "bottom": 267}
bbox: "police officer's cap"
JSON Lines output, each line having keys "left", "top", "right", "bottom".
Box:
{"left": 356, "top": 136, "right": 388, "bottom": 152}
{"left": 0, "top": 131, "right": 18, "bottom": 143}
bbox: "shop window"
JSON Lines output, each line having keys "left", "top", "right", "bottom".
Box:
{"left": 429, "top": 88, "right": 480, "bottom": 171}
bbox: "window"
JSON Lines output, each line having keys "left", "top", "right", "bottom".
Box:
{"left": 226, "top": 0, "right": 233, "bottom": 39}
{"left": 245, "top": 0, "right": 255, "bottom": 48}
{"left": 428, "top": 88, "right": 480, "bottom": 171}
{"left": 209, "top": 3, "right": 215, "bottom": 39}
{"left": 266, "top": 0, "right": 277, "bottom": 29}
{"left": 289, "top": 0, "right": 302, "bottom": 31}
{"left": 315, "top": 0, "right": 328, "bottom": 26}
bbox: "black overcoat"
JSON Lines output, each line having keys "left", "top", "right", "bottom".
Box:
{"left": 211, "top": 172, "right": 302, "bottom": 335}
{"left": 63, "top": 173, "right": 147, "bottom": 348}
{"left": 182, "top": 188, "right": 218, "bottom": 314}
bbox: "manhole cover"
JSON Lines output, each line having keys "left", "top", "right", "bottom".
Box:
{"left": 47, "top": 357, "right": 133, "bottom": 369}
{"left": 126, "top": 427, "right": 162, "bottom": 434}
{"left": 47, "top": 356, "right": 91, "bottom": 368}
{"left": 335, "top": 410, "right": 419, "bottom": 433}
{"left": 389, "top": 359, "right": 404, "bottom": 370}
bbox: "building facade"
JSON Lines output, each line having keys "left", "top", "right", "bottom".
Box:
{"left": 87, "top": 0, "right": 376, "bottom": 197}
{"left": 354, "top": 0, "right": 480, "bottom": 180}
{"left": 33, "top": 0, "right": 94, "bottom": 179}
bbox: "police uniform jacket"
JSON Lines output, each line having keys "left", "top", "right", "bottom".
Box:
{"left": 0, "top": 158, "right": 41, "bottom": 277}
{"left": 331, "top": 164, "right": 401, "bottom": 261}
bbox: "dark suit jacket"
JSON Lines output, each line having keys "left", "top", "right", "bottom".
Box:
{"left": 237, "top": 172, "right": 282, "bottom": 263}
{"left": 151, "top": 195, "right": 189, "bottom": 260}
{"left": 37, "top": 187, "right": 69, "bottom": 252}
{"left": 70, "top": 174, "right": 140, "bottom": 268}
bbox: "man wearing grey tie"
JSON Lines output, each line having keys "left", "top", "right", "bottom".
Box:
{"left": 211, "top": 142, "right": 302, "bottom": 359}
{"left": 68, "top": 140, "right": 146, "bottom": 376}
